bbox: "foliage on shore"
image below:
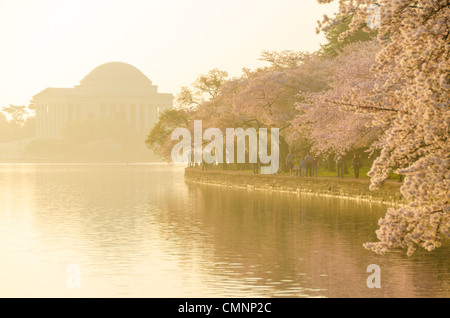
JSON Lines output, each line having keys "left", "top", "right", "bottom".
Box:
{"left": 146, "top": 1, "right": 449, "bottom": 255}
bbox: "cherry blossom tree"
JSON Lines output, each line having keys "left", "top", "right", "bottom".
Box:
{"left": 2, "top": 104, "right": 28, "bottom": 127}
{"left": 318, "top": 14, "right": 378, "bottom": 57}
{"left": 293, "top": 40, "right": 382, "bottom": 155}
{"left": 145, "top": 109, "right": 191, "bottom": 160}
{"left": 176, "top": 68, "right": 228, "bottom": 110}
{"left": 318, "top": 0, "right": 450, "bottom": 255}
{"left": 148, "top": 52, "right": 331, "bottom": 165}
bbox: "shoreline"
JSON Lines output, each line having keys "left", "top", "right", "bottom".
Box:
{"left": 184, "top": 168, "right": 405, "bottom": 206}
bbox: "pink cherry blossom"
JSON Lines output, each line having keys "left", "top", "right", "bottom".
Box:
{"left": 318, "top": 0, "right": 450, "bottom": 255}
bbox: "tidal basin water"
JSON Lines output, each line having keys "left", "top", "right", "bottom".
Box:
{"left": 0, "top": 164, "right": 448, "bottom": 297}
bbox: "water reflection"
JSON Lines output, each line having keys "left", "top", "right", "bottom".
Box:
{"left": 0, "top": 164, "right": 448, "bottom": 297}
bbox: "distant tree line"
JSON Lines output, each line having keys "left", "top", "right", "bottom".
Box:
{"left": 0, "top": 105, "right": 35, "bottom": 142}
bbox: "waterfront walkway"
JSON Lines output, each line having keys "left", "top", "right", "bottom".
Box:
{"left": 184, "top": 167, "right": 405, "bottom": 205}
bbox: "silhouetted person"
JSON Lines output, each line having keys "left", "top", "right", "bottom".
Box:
{"left": 189, "top": 151, "right": 194, "bottom": 167}
{"left": 253, "top": 159, "right": 259, "bottom": 174}
{"left": 294, "top": 154, "right": 301, "bottom": 177}
{"left": 304, "top": 154, "right": 313, "bottom": 177}
{"left": 352, "top": 153, "right": 362, "bottom": 178}
{"left": 301, "top": 156, "right": 306, "bottom": 177}
{"left": 286, "top": 152, "right": 295, "bottom": 177}
{"left": 335, "top": 154, "right": 344, "bottom": 179}
{"left": 202, "top": 158, "right": 209, "bottom": 171}
{"left": 312, "top": 156, "right": 318, "bottom": 177}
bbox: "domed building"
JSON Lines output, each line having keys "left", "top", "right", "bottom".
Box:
{"left": 33, "top": 62, "right": 173, "bottom": 137}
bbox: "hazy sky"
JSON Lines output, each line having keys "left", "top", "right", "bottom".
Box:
{"left": 0, "top": 0, "right": 338, "bottom": 107}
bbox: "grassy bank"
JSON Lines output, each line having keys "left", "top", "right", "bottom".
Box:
{"left": 184, "top": 167, "right": 405, "bottom": 205}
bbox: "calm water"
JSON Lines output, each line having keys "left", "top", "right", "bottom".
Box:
{"left": 0, "top": 164, "right": 448, "bottom": 298}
